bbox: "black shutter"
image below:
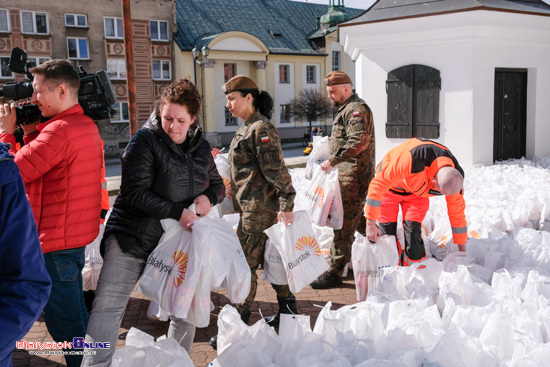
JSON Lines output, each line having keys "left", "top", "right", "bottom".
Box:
{"left": 386, "top": 65, "right": 413, "bottom": 138}
{"left": 413, "top": 65, "right": 440, "bottom": 139}
{"left": 386, "top": 64, "right": 441, "bottom": 139}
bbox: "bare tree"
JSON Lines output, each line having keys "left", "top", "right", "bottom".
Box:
{"left": 288, "top": 88, "right": 333, "bottom": 135}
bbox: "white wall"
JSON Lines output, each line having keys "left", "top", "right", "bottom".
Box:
{"left": 331, "top": 40, "right": 356, "bottom": 86}
{"left": 342, "top": 10, "right": 550, "bottom": 165}
{"left": 355, "top": 42, "right": 475, "bottom": 165}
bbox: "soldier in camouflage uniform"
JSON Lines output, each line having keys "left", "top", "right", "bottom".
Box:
{"left": 210, "top": 75, "right": 297, "bottom": 350}
{"left": 310, "top": 71, "right": 376, "bottom": 289}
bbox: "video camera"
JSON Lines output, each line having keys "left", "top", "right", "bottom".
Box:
{"left": 0, "top": 47, "right": 117, "bottom": 124}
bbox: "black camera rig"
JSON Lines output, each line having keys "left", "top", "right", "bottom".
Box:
{"left": 0, "top": 47, "right": 117, "bottom": 124}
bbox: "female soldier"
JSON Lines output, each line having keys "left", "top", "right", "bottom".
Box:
{"left": 209, "top": 75, "right": 297, "bottom": 350}
{"left": 83, "top": 79, "right": 225, "bottom": 365}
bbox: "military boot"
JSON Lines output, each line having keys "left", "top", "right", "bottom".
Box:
{"left": 264, "top": 296, "right": 298, "bottom": 329}
{"left": 209, "top": 308, "right": 250, "bottom": 350}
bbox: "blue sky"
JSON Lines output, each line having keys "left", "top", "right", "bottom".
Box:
{"left": 291, "top": 0, "right": 374, "bottom": 10}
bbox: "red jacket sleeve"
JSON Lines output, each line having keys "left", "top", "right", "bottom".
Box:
{"left": 12, "top": 123, "right": 66, "bottom": 184}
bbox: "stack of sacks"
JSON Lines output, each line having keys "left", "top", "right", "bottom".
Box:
{"left": 111, "top": 327, "right": 194, "bottom": 367}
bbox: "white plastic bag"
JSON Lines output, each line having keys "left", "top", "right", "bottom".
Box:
{"left": 111, "top": 327, "right": 194, "bottom": 367}
{"left": 352, "top": 234, "right": 399, "bottom": 302}
{"left": 261, "top": 239, "right": 288, "bottom": 285}
{"left": 428, "top": 219, "right": 453, "bottom": 261}
{"left": 147, "top": 301, "right": 170, "bottom": 322}
{"left": 264, "top": 210, "right": 329, "bottom": 293}
{"left": 306, "top": 165, "right": 340, "bottom": 227}
{"left": 211, "top": 218, "right": 251, "bottom": 304}
{"left": 137, "top": 219, "right": 203, "bottom": 319}
{"left": 305, "top": 136, "right": 330, "bottom": 180}
{"left": 214, "top": 154, "right": 237, "bottom": 217}
{"left": 184, "top": 218, "right": 213, "bottom": 327}
{"left": 327, "top": 178, "right": 343, "bottom": 230}
{"left": 82, "top": 224, "right": 105, "bottom": 291}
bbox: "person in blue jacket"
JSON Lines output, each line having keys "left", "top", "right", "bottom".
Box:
{"left": 0, "top": 142, "right": 51, "bottom": 367}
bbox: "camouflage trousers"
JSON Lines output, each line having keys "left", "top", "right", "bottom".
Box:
{"left": 329, "top": 180, "right": 368, "bottom": 277}
{"left": 236, "top": 210, "right": 294, "bottom": 313}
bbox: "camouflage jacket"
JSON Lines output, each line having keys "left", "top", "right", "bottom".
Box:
{"left": 228, "top": 111, "right": 295, "bottom": 214}
{"left": 328, "top": 93, "right": 375, "bottom": 182}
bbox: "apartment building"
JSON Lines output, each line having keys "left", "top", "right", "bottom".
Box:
{"left": 0, "top": 0, "right": 174, "bottom": 156}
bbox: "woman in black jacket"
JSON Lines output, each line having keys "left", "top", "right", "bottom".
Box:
{"left": 83, "top": 79, "right": 225, "bottom": 366}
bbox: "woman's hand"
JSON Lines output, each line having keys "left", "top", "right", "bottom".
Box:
{"left": 193, "top": 194, "right": 211, "bottom": 217}
{"left": 179, "top": 208, "right": 199, "bottom": 230}
{"left": 277, "top": 211, "right": 294, "bottom": 226}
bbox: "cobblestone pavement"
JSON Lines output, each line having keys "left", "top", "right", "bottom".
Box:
{"left": 12, "top": 269, "right": 358, "bottom": 367}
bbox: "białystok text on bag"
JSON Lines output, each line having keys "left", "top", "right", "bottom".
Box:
{"left": 264, "top": 210, "right": 329, "bottom": 293}
{"left": 138, "top": 218, "right": 203, "bottom": 319}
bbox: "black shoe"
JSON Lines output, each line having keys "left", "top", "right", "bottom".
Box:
{"left": 209, "top": 335, "right": 218, "bottom": 350}
{"left": 310, "top": 271, "right": 342, "bottom": 289}
{"left": 264, "top": 296, "right": 298, "bottom": 328}
{"left": 210, "top": 308, "right": 251, "bottom": 350}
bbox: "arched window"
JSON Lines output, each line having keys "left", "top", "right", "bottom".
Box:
{"left": 386, "top": 64, "right": 440, "bottom": 139}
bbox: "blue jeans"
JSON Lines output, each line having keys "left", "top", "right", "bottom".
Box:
{"left": 42, "top": 246, "right": 88, "bottom": 367}
{"left": 82, "top": 235, "right": 196, "bottom": 367}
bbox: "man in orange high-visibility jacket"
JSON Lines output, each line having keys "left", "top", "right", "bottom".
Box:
{"left": 365, "top": 138, "right": 467, "bottom": 265}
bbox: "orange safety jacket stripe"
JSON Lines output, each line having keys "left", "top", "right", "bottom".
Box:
{"left": 365, "top": 138, "right": 467, "bottom": 245}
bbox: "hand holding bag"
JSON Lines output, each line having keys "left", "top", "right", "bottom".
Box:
{"left": 265, "top": 210, "right": 329, "bottom": 293}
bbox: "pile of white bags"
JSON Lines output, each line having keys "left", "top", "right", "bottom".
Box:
{"left": 211, "top": 158, "right": 550, "bottom": 366}
{"left": 111, "top": 327, "right": 194, "bottom": 367}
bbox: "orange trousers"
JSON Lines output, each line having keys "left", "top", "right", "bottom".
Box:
{"left": 378, "top": 191, "right": 429, "bottom": 265}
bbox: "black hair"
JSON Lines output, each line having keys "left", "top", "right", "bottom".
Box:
{"left": 238, "top": 89, "right": 274, "bottom": 120}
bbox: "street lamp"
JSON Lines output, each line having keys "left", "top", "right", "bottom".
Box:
{"left": 192, "top": 45, "right": 210, "bottom": 133}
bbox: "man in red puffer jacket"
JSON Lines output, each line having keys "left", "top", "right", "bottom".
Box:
{"left": 0, "top": 59, "right": 103, "bottom": 367}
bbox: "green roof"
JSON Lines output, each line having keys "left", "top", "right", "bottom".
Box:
{"left": 174, "top": 0, "right": 363, "bottom": 55}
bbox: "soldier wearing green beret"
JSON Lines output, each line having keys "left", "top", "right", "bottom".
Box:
{"left": 210, "top": 75, "right": 297, "bottom": 349}
{"left": 310, "top": 71, "right": 376, "bottom": 289}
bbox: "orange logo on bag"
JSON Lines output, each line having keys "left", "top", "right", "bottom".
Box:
{"left": 313, "top": 186, "right": 325, "bottom": 207}
{"left": 468, "top": 229, "right": 481, "bottom": 239}
{"left": 223, "top": 177, "right": 232, "bottom": 198}
{"left": 295, "top": 236, "right": 323, "bottom": 256}
{"left": 438, "top": 235, "right": 448, "bottom": 248}
{"left": 172, "top": 249, "right": 189, "bottom": 287}
{"left": 422, "top": 223, "right": 429, "bottom": 236}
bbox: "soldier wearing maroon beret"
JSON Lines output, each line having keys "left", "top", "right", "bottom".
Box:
{"left": 310, "top": 71, "right": 376, "bottom": 289}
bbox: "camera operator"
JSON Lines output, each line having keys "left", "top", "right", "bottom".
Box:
{"left": 0, "top": 59, "right": 103, "bottom": 367}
